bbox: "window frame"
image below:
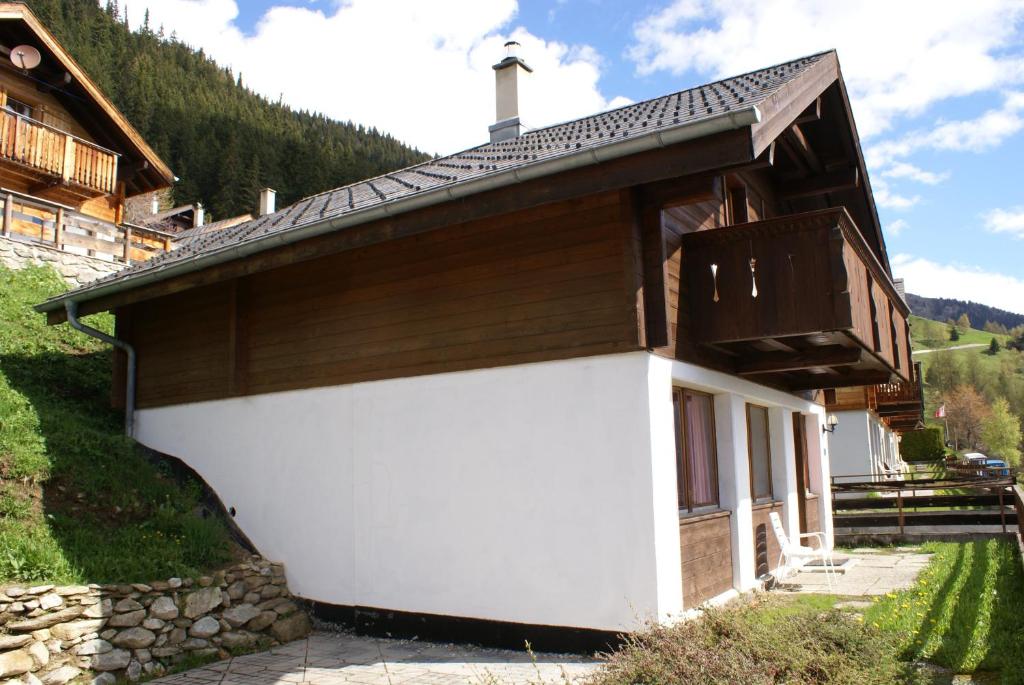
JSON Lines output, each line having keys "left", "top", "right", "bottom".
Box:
{"left": 745, "top": 403, "right": 774, "bottom": 502}
{"left": 672, "top": 387, "right": 720, "bottom": 513}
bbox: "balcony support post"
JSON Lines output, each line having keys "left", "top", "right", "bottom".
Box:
{"left": 122, "top": 225, "right": 132, "bottom": 265}
{"left": 2, "top": 193, "right": 11, "bottom": 238}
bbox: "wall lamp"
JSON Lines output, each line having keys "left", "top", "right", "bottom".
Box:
{"left": 822, "top": 414, "right": 839, "bottom": 434}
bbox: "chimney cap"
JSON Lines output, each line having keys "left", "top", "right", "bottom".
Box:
{"left": 493, "top": 40, "right": 532, "bottom": 73}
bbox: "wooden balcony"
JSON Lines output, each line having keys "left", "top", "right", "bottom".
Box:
{"left": 680, "top": 208, "right": 912, "bottom": 391}
{"left": 873, "top": 361, "right": 925, "bottom": 433}
{"left": 0, "top": 110, "right": 118, "bottom": 197}
{"left": 0, "top": 190, "right": 171, "bottom": 264}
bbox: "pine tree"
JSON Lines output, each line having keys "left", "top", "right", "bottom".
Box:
{"left": 950, "top": 326, "right": 960, "bottom": 342}
{"left": 988, "top": 338, "right": 1001, "bottom": 355}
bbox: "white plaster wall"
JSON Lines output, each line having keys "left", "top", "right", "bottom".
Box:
{"left": 665, "top": 361, "right": 830, "bottom": 589}
{"left": 136, "top": 352, "right": 679, "bottom": 632}
{"left": 828, "top": 410, "right": 873, "bottom": 478}
{"left": 829, "top": 409, "right": 901, "bottom": 481}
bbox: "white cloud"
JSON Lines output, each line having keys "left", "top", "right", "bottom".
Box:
{"left": 892, "top": 255, "right": 1024, "bottom": 315}
{"left": 983, "top": 207, "right": 1024, "bottom": 239}
{"left": 121, "top": 0, "right": 626, "bottom": 154}
{"left": 880, "top": 162, "right": 949, "bottom": 185}
{"left": 887, "top": 219, "right": 909, "bottom": 237}
{"left": 867, "top": 91, "right": 1024, "bottom": 168}
{"left": 872, "top": 178, "right": 920, "bottom": 210}
{"left": 627, "top": 0, "right": 1024, "bottom": 139}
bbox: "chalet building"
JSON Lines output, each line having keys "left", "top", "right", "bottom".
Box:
{"left": 0, "top": 3, "right": 174, "bottom": 268}
{"left": 826, "top": 361, "right": 925, "bottom": 481}
{"left": 38, "top": 48, "right": 921, "bottom": 646}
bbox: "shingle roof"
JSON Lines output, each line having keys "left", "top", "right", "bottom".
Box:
{"left": 42, "top": 51, "right": 831, "bottom": 308}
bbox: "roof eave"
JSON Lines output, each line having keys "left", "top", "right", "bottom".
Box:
{"left": 36, "top": 104, "right": 763, "bottom": 315}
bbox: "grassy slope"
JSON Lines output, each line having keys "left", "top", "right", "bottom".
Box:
{"left": 909, "top": 315, "right": 1021, "bottom": 429}
{"left": 866, "top": 540, "right": 1024, "bottom": 682}
{"left": 0, "top": 265, "right": 233, "bottom": 583}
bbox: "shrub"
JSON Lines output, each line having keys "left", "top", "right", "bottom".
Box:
{"left": 900, "top": 427, "right": 945, "bottom": 462}
{"left": 589, "top": 597, "right": 910, "bottom": 685}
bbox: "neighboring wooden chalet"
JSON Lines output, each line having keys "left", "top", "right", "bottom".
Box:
{"left": 826, "top": 361, "right": 925, "bottom": 479}
{"left": 0, "top": 3, "right": 174, "bottom": 265}
{"left": 38, "top": 49, "right": 923, "bottom": 647}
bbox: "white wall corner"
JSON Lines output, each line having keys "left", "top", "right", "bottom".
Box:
{"left": 644, "top": 354, "right": 684, "bottom": 622}
{"left": 769, "top": 407, "right": 800, "bottom": 537}
{"left": 808, "top": 412, "right": 835, "bottom": 548}
{"left": 714, "top": 393, "right": 756, "bottom": 590}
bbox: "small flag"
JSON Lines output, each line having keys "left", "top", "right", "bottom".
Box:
{"left": 935, "top": 404, "right": 946, "bottom": 418}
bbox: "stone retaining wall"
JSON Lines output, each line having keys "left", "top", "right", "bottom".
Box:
{"left": 0, "top": 557, "right": 311, "bottom": 685}
{"left": 0, "top": 237, "right": 123, "bottom": 286}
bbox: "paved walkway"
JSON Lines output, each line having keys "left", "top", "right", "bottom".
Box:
{"left": 778, "top": 547, "right": 932, "bottom": 595}
{"left": 152, "top": 630, "right": 601, "bottom": 685}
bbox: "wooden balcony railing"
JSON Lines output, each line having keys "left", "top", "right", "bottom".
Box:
{"left": 680, "top": 208, "right": 913, "bottom": 391}
{"left": 0, "top": 110, "right": 119, "bottom": 195}
{"left": 874, "top": 361, "right": 925, "bottom": 432}
{"left": 0, "top": 190, "right": 171, "bottom": 264}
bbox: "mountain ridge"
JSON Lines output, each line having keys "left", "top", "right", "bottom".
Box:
{"left": 906, "top": 293, "right": 1024, "bottom": 331}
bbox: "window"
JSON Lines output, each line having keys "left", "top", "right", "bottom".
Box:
{"left": 746, "top": 404, "right": 773, "bottom": 501}
{"left": 4, "top": 96, "right": 32, "bottom": 118}
{"left": 672, "top": 388, "right": 719, "bottom": 512}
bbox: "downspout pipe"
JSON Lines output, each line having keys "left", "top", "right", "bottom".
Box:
{"left": 65, "top": 300, "right": 136, "bottom": 437}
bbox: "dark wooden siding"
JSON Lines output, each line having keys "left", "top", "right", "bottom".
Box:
{"left": 126, "top": 190, "right": 640, "bottom": 408}
{"left": 751, "top": 501, "right": 785, "bottom": 577}
{"left": 802, "top": 494, "right": 821, "bottom": 534}
{"left": 680, "top": 511, "right": 733, "bottom": 608}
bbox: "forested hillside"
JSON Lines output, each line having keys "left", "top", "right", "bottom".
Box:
{"left": 23, "top": 0, "right": 430, "bottom": 220}
{"left": 907, "top": 293, "right": 1024, "bottom": 333}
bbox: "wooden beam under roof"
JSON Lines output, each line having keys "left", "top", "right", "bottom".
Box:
{"left": 736, "top": 345, "right": 862, "bottom": 375}
{"left": 793, "top": 97, "right": 822, "bottom": 125}
{"left": 785, "top": 370, "right": 893, "bottom": 392}
{"left": 779, "top": 166, "right": 859, "bottom": 200}
{"left": 779, "top": 124, "right": 823, "bottom": 175}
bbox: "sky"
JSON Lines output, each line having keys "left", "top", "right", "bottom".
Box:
{"left": 120, "top": 0, "right": 1024, "bottom": 315}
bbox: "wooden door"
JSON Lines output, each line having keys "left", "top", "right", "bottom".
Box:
{"left": 793, "top": 413, "right": 811, "bottom": 533}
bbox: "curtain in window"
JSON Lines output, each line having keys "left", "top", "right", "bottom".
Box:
{"left": 748, "top": 405, "right": 773, "bottom": 500}
{"left": 684, "top": 392, "right": 717, "bottom": 506}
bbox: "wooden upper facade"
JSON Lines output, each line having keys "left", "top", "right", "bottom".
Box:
{"left": 825, "top": 361, "right": 925, "bottom": 434}
{"left": 36, "top": 51, "right": 914, "bottom": 412}
{"left": 0, "top": 4, "right": 173, "bottom": 262}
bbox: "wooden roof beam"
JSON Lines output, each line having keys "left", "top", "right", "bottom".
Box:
{"left": 736, "top": 345, "right": 862, "bottom": 376}
{"left": 779, "top": 166, "right": 859, "bottom": 201}
{"left": 779, "top": 124, "right": 823, "bottom": 175}
{"left": 793, "top": 97, "right": 822, "bottom": 125}
{"left": 786, "top": 370, "right": 893, "bottom": 392}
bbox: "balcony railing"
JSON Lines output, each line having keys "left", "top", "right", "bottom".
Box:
{"left": 680, "top": 208, "right": 913, "bottom": 391}
{"left": 874, "top": 361, "right": 925, "bottom": 432}
{"left": 0, "top": 189, "right": 171, "bottom": 264}
{"left": 0, "top": 110, "right": 119, "bottom": 195}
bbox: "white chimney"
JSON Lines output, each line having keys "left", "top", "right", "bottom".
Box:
{"left": 259, "top": 188, "right": 276, "bottom": 216}
{"left": 193, "top": 202, "right": 204, "bottom": 228}
{"left": 489, "top": 41, "right": 532, "bottom": 143}
{"left": 150, "top": 194, "right": 159, "bottom": 214}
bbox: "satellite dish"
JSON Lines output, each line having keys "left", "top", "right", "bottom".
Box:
{"left": 10, "top": 45, "right": 41, "bottom": 70}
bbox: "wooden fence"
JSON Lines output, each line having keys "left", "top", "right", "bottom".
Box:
{"left": 0, "top": 190, "right": 171, "bottom": 264}
{"left": 832, "top": 468, "right": 1018, "bottom": 538}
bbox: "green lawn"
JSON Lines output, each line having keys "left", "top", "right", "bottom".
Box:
{"left": 865, "top": 540, "right": 1024, "bottom": 682}
{"left": 910, "top": 315, "right": 1011, "bottom": 351}
{"left": 590, "top": 541, "right": 1024, "bottom": 684}
{"left": 0, "top": 265, "right": 234, "bottom": 583}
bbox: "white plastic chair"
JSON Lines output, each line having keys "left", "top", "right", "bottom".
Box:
{"left": 768, "top": 511, "right": 836, "bottom": 590}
